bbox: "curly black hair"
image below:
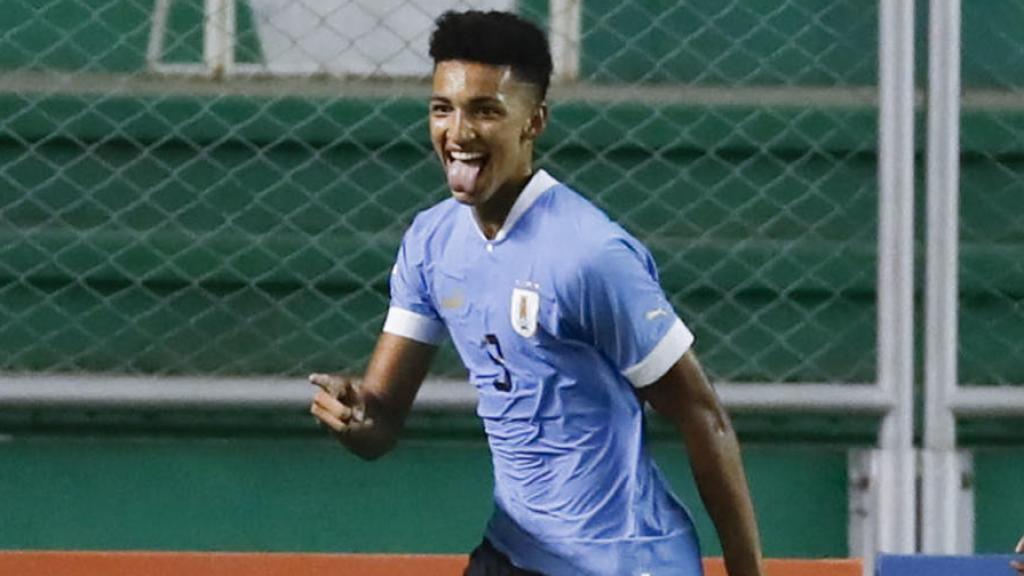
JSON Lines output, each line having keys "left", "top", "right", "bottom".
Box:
{"left": 429, "top": 10, "right": 553, "bottom": 101}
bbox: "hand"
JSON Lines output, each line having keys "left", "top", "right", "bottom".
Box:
{"left": 1012, "top": 534, "right": 1024, "bottom": 575}
{"left": 309, "top": 373, "right": 374, "bottom": 436}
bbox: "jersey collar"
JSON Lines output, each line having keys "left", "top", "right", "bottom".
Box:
{"left": 471, "top": 169, "right": 559, "bottom": 244}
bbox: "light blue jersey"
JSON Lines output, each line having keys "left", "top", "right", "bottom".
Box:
{"left": 384, "top": 170, "right": 702, "bottom": 575}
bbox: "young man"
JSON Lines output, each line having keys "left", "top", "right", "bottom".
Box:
{"left": 310, "top": 10, "right": 764, "bottom": 576}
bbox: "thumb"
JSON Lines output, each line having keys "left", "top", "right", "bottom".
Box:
{"left": 336, "top": 378, "right": 362, "bottom": 408}
{"left": 338, "top": 380, "right": 369, "bottom": 423}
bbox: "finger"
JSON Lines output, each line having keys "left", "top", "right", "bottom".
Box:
{"left": 311, "top": 405, "right": 372, "bottom": 434}
{"left": 309, "top": 373, "right": 342, "bottom": 396}
{"left": 317, "top": 376, "right": 365, "bottom": 417}
{"left": 335, "top": 413, "right": 374, "bottom": 431}
{"left": 312, "top": 390, "right": 354, "bottom": 421}
{"left": 1017, "top": 535, "right": 1024, "bottom": 553}
{"left": 351, "top": 404, "right": 366, "bottom": 424}
{"left": 309, "top": 373, "right": 361, "bottom": 408}
{"left": 310, "top": 403, "right": 350, "bottom": 434}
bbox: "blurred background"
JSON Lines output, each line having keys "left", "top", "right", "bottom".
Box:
{"left": 0, "top": 0, "right": 1021, "bottom": 569}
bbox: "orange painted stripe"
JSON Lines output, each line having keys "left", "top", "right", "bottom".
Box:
{"left": 0, "top": 550, "right": 861, "bottom": 576}
{"left": 706, "top": 557, "right": 863, "bottom": 576}
{"left": 0, "top": 551, "right": 465, "bottom": 576}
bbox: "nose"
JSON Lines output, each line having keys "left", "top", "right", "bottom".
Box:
{"left": 449, "top": 110, "right": 475, "bottom": 143}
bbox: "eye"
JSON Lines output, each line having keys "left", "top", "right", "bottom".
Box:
{"left": 430, "top": 102, "right": 452, "bottom": 115}
{"left": 477, "top": 106, "right": 502, "bottom": 119}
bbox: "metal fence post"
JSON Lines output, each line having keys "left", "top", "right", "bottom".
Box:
{"left": 204, "top": 0, "right": 236, "bottom": 78}
{"left": 923, "top": 0, "right": 968, "bottom": 554}
{"left": 875, "top": 0, "right": 917, "bottom": 565}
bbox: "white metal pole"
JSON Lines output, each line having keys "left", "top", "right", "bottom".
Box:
{"left": 0, "top": 376, "right": 892, "bottom": 414}
{"left": 146, "top": 0, "right": 171, "bottom": 71}
{"left": 922, "top": 0, "right": 965, "bottom": 554}
{"left": 204, "top": 0, "right": 236, "bottom": 78}
{"left": 549, "top": 0, "right": 581, "bottom": 82}
{"left": 951, "top": 387, "right": 1024, "bottom": 416}
{"left": 875, "top": 0, "right": 917, "bottom": 563}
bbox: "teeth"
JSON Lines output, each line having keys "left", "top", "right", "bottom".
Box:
{"left": 450, "top": 151, "right": 484, "bottom": 162}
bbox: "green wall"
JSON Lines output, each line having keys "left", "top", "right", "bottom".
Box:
{"left": 0, "top": 431, "right": 849, "bottom": 557}
{"left": 1, "top": 414, "right": 1021, "bottom": 556}
{"left": 973, "top": 448, "right": 1024, "bottom": 554}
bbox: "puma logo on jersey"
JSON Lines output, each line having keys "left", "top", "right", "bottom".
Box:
{"left": 645, "top": 308, "right": 668, "bottom": 321}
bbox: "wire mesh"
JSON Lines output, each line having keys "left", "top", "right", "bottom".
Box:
{"left": 959, "top": 0, "right": 1024, "bottom": 387}
{"left": 0, "top": 0, "right": 881, "bottom": 383}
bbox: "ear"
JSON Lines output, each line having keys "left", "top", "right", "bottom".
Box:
{"left": 523, "top": 102, "right": 549, "bottom": 141}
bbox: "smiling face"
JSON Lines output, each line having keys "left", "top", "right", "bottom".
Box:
{"left": 429, "top": 60, "right": 547, "bottom": 219}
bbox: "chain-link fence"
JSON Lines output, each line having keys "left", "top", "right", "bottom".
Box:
{"left": 0, "top": 0, "right": 883, "bottom": 383}
{"left": 959, "top": 0, "right": 1024, "bottom": 387}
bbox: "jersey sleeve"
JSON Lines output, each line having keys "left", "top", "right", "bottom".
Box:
{"left": 382, "top": 226, "right": 447, "bottom": 346}
{"left": 574, "top": 236, "right": 694, "bottom": 388}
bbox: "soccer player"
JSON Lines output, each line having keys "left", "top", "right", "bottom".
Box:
{"left": 310, "top": 10, "right": 764, "bottom": 576}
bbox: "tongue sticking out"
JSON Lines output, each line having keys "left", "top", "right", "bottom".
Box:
{"left": 447, "top": 160, "right": 482, "bottom": 193}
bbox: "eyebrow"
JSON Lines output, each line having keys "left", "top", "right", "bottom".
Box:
{"left": 430, "top": 95, "right": 504, "bottom": 106}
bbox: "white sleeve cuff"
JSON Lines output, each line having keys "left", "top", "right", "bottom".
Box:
{"left": 382, "top": 307, "right": 447, "bottom": 345}
{"left": 622, "top": 318, "right": 694, "bottom": 388}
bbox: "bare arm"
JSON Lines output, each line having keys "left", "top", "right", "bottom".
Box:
{"left": 637, "top": 350, "right": 763, "bottom": 576}
{"left": 310, "top": 332, "right": 437, "bottom": 460}
{"left": 1012, "top": 534, "right": 1024, "bottom": 574}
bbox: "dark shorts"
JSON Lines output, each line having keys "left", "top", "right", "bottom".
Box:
{"left": 464, "top": 539, "right": 543, "bottom": 576}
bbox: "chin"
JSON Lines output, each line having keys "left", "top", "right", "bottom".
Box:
{"left": 450, "top": 191, "right": 476, "bottom": 205}
{"left": 449, "top": 185, "right": 491, "bottom": 206}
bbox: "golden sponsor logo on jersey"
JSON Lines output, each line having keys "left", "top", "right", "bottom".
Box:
{"left": 441, "top": 293, "right": 465, "bottom": 310}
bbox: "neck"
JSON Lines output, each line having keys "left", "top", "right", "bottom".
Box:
{"left": 473, "top": 169, "right": 533, "bottom": 240}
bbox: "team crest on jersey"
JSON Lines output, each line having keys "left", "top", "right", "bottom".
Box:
{"left": 510, "top": 287, "right": 540, "bottom": 338}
